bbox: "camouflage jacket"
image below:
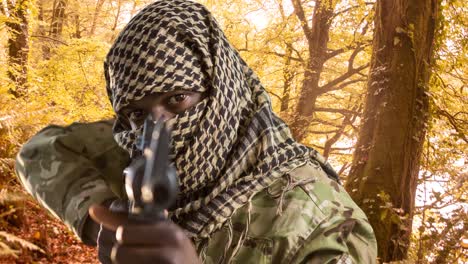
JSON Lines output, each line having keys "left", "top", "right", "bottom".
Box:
{"left": 15, "top": 120, "right": 377, "bottom": 263}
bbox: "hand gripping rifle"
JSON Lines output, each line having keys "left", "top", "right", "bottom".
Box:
{"left": 123, "top": 116, "right": 178, "bottom": 222}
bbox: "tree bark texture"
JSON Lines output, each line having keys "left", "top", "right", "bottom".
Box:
{"left": 290, "top": 0, "right": 336, "bottom": 142}
{"left": 36, "top": 0, "right": 52, "bottom": 59}
{"left": 73, "top": 14, "right": 82, "bottom": 39}
{"left": 345, "top": 0, "right": 439, "bottom": 261}
{"left": 280, "top": 44, "right": 294, "bottom": 112}
{"left": 109, "top": 0, "right": 122, "bottom": 41}
{"left": 50, "top": 0, "right": 67, "bottom": 38}
{"left": 89, "top": 0, "right": 105, "bottom": 36}
{"left": 5, "top": 0, "right": 30, "bottom": 97}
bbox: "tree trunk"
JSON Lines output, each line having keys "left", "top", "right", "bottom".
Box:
{"left": 37, "top": 0, "right": 46, "bottom": 35}
{"left": 345, "top": 0, "right": 439, "bottom": 261}
{"left": 290, "top": 0, "right": 336, "bottom": 142}
{"left": 50, "top": 0, "right": 67, "bottom": 38}
{"left": 89, "top": 0, "right": 105, "bottom": 36}
{"left": 73, "top": 14, "right": 82, "bottom": 38}
{"left": 36, "top": 0, "right": 50, "bottom": 59}
{"left": 280, "top": 44, "right": 294, "bottom": 112}
{"left": 109, "top": 0, "right": 122, "bottom": 41}
{"left": 5, "top": 0, "right": 30, "bottom": 98}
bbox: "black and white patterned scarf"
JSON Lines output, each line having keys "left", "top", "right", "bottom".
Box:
{"left": 105, "top": 0, "right": 338, "bottom": 238}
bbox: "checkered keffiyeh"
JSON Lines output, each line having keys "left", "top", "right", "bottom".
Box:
{"left": 105, "top": 0, "right": 338, "bottom": 238}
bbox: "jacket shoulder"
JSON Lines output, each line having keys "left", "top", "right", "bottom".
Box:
{"left": 202, "top": 162, "right": 376, "bottom": 263}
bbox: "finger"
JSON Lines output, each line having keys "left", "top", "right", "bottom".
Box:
{"left": 112, "top": 245, "right": 182, "bottom": 264}
{"left": 89, "top": 205, "right": 129, "bottom": 231}
{"left": 109, "top": 199, "right": 129, "bottom": 213}
{"left": 97, "top": 226, "right": 115, "bottom": 264}
{"left": 116, "top": 221, "right": 185, "bottom": 247}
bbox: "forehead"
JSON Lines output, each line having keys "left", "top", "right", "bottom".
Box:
{"left": 106, "top": 1, "right": 213, "bottom": 114}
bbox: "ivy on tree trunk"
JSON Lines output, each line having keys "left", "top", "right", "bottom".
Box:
{"left": 345, "top": 0, "right": 440, "bottom": 261}
{"left": 5, "top": 0, "right": 30, "bottom": 98}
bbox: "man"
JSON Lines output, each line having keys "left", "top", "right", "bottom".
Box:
{"left": 16, "top": 0, "right": 377, "bottom": 263}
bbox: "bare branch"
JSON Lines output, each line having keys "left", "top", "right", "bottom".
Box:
{"left": 323, "top": 107, "right": 356, "bottom": 158}
{"left": 436, "top": 109, "right": 468, "bottom": 143}
{"left": 318, "top": 64, "right": 369, "bottom": 94}
{"left": 309, "top": 118, "right": 342, "bottom": 128}
{"left": 338, "top": 162, "right": 350, "bottom": 175}
{"left": 315, "top": 107, "right": 361, "bottom": 116}
{"left": 348, "top": 45, "right": 365, "bottom": 71}
{"left": 31, "top": 35, "right": 69, "bottom": 45}
{"left": 310, "top": 143, "right": 324, "bottom": 150}
{"left": 266, "top": 90, "right": 284, "bottom": 101}
{"left": 325, "top": 41, "right": 371, "bottom": 61}
{"left": 291, "top": 0, "right": 312, "bottom": 41}
{"left": 308, "top": 129, "right": 340, "bottom": 134}
{"left": 309, "top": 144, "right": 354, "bottom": 152}
{"left": 262, "top": 50, "right": 303, "bottom": 63}
{"left": 331, "top": 2, "right": 375, "bottom": 20}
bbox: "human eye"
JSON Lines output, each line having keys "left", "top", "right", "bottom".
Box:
{"left": 161, "top": 91, "right": 205, "bottom": 115}
{"left": 166, "top": 93, "right": 188, "bottom": 106}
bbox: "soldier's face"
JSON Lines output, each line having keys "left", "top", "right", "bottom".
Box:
{"left": 120, "top": 90, "right": 207, "bottom": 130}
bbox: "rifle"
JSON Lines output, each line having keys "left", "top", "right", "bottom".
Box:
{"left": 123, "top": 116, "right": 178, "bottom": 223}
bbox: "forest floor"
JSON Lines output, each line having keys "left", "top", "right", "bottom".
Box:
{"left": 0, "top": 183, "right": 99, "bottom": 264}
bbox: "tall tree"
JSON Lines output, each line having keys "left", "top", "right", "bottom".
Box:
{"left": 276, "top": 0, "right": 298, "bottom": 113}
{"left": 345, "top": 0, "right": 440, "bottom": 261}
{"left": 289, "top": 0, "right": 369, "bottom": 142}
{"left": 89, "top": 0, "right": 106, "bottom": 36}
{"left": 2, "top": 0, "right": 31, "bottom": 97}
{"left": 280, "top": 43, "right": 294, "bottom": 112}
{"left": 50, "top": 0, "right": 67, "bottom": 38}
{"left": 109, "top": 0, "right": 123, "bottom": 41}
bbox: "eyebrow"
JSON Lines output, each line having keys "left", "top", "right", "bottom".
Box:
{"left": 122, "top": 90, "right": 205, "bottom": 112}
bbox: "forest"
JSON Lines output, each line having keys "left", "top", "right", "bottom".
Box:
{"left": 0, "top": 0, "right": 466, "bottom": 263}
